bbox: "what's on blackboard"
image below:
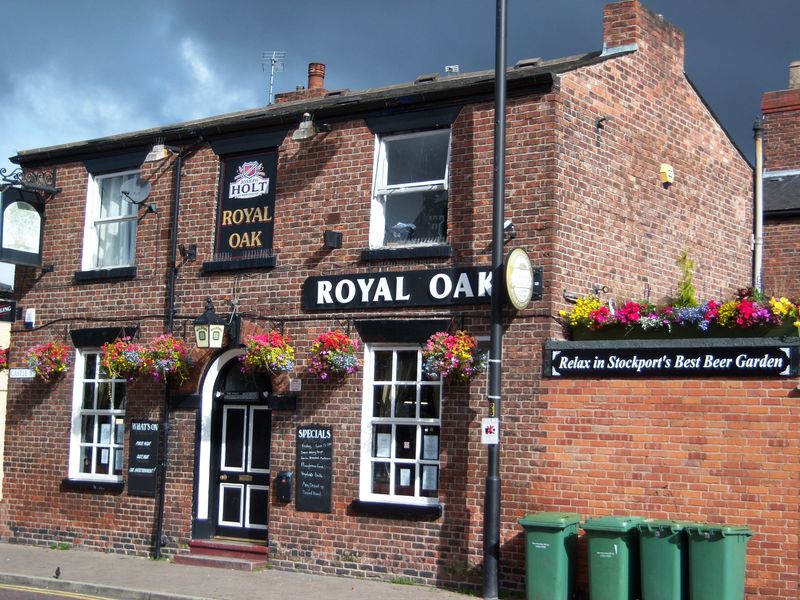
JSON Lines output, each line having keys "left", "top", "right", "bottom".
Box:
{"left": 296, "top": 424, "right": 333, "bottom": 513}
{"left": 127, "top": 421, "right": 160, "bottom": 497}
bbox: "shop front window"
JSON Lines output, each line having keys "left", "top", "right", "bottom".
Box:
{"left": 68, "top": 350, "right": 126, "bottom": 481}
{"left": 360, "top": 345, "right": 441, "bottom": 504}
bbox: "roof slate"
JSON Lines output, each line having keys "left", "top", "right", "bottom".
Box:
{"left": 764, "top": 173, "right": 800, "bottom": 216}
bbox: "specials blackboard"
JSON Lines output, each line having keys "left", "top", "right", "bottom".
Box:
{"left": 296, "top": 425, "right": 332, "bottom": 513}
{"left": 127, "top": 421, "right": 160, "bottom": 497}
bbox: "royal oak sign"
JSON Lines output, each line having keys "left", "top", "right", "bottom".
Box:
{"left": 215, "top": 152, "right": 277, "bottom": 258}
{"left": 302, "top": 266, "right": 494, "bottom": 311}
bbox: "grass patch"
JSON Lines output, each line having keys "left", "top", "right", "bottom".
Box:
{"left": 49, "top": 543, "right": 71, "bottom": 551}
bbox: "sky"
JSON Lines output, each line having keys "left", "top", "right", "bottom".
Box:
{"left": 2, "top": 0, "right": 799, "bottom": 175}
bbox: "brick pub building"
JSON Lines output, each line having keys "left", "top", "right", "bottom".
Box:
{"left": 3, "top": 2, "right": 796, "bottom": 597}
{"left": 761, "top": 61, "right": 800, "bottom": 297}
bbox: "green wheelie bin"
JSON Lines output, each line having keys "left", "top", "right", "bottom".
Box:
{"left": 638, "top": 519, "right": 687, "bottom": 600}
{"left": 518, "top": 512, "right": 581, "bottom": 600}
{"left": 685, "top": 523, "right": 753, "bottom": 600}
{"left": 583, "top": 516, "right": 643, "bottom": 600}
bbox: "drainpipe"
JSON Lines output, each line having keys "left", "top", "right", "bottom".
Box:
{"left": 154, "top": 143, "right": 188, "bottom": 560}
{"left": 753, "top": 119, "right": 764, "bottom": 291}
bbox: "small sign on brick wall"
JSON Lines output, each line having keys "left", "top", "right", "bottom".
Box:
{"left": 9, "top": 368, "right": 35, "bottom": 379}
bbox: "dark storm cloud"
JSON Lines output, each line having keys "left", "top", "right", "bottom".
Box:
{"left": 2, "top": 0, "right": 799, "bottom": 169}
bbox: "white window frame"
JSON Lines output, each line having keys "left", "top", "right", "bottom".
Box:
{"left": 359, "top": 344, "right": 442, "bottom": 506}
{"left": 369, "top": 129, "right": 451, "bottom": 248}
{"left": 81, "top": 169, "right": 139, "bottom": 270}
{"left": 68, "top": 349, "right": 126, "bottom": 482}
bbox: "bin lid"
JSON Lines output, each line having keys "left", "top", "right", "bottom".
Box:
{"left": 685, "top": 523, "right": 753, "bottom": 538}
{"left": 638, "top": 519, "right": 686, "bottom": 534}
{"left": 518, "top": 512, "right": 581, "bottom": 529}
{"left": 583, "top": 516, "right": 644, "bottom": 532}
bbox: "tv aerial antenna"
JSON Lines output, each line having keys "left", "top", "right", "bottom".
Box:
{"left": 262, "top": 50, "right": 286, "bottom": 105}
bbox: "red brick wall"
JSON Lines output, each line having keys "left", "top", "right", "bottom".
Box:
{"left": 534, "top": 376, "right": 800, "bottom": 599}
{"left": 762, "top": 216, "right": 800, "bottom": 296}
{"left": 761, "top": 85, "right": 800, "bottom": 298}
{"left": 762, "top": 88, "right": 800, "bottom": 172}
{"left": 3, "top": 152, "right": 197, "bottom": 553}
{"left": 553, "top": 0, "right": 752, "bottom": 310}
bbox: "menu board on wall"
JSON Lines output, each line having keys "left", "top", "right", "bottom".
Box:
{"left": 127, "top": 421, "right": 160, "bottom": 497}
{"left": 296, "top": 425, "right": 333, "bottom": 513}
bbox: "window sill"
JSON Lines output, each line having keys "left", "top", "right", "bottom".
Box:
{"left": 74, "top": 267, "right": 136, "bottom": 283}
{"left": 360, "top": 245, "right": 453, "bottom": 261}
{"left": 202, "top": 256, "right": 277, "bottom": 272}
{"left": 61, "top": 478, "right": 124, "bottom": 493}
{"left": 349, "top": 499, "right": 441, "bottom": 520}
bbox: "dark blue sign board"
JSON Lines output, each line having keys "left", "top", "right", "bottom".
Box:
{"left": 545, "top": 339, "right": 799, "bottom": 378}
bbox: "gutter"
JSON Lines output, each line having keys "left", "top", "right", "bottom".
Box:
{"left": 753, "top": 119, "right": 764, "bottom": 290}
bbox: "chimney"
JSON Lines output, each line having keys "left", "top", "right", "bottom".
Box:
{"left": 602, "top": 1, "right": 684, "bottom": 73}
{"left": 308, "top": 63, "right": 326, "bottom": 89}
{"left": 790, "top": 60, "right": 800, "bottom": 90}
{"left": 274, "top": 62, "right": 328, "bottom": 104}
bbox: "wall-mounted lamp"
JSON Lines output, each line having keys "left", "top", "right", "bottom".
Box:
{"left": 193, "top": 298, "right": 227, "bottom": 349}
{"left": 291, "top": 112, "right": 331, "bottom": 141}
{"left": 563, "top": 290, "right": 580, "bottom": 304}
{"left": 593, "top": 284, "right": 611, "bottom": 295}
{"left": 503, "top": 219, "right": 516, "bottom": 241}
{"left": 323, "top": 230, "right": 342, "bottom": 249}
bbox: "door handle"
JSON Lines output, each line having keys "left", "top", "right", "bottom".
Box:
{"left": 219, "top": 474, "right": 228, "bottom": 481}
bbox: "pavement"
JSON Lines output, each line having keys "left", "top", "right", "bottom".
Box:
{"left": 0, "top": 543, "right": 476, "bottom": 600}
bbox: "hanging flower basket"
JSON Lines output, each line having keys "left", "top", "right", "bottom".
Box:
{"left": 146, "top": 334, "right": 190, "bottom": 383}
{"left": 100, "top": 337, "right": 151, "bottom": 382}
{"left": 25, "top": 341, "right": 70, "bottom": 383}
{"left": 308, "top": 330, "right": 360, "bottom": 381}
{"left": 422, "top": 330, "right": 485, "bottom": 382}
{"left": 240, "top": 331, "right": 296, "bottom": 375}
{"left": 0, "top": 347, "right": 8, "bottom": 371}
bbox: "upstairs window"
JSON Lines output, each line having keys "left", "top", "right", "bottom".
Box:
{"left": 370, "top": 129, "right": 450, "bottom": 248}
{"left": 82, "top": 170, "right": 139, "bottom": 269}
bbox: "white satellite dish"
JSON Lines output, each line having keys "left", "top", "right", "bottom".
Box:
{"left": 120, "top": 177, "right": 152, "bottom": 206}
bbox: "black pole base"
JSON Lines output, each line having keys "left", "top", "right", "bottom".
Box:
{"left": 482, "top": 474, "right": 501, "bottom": 600}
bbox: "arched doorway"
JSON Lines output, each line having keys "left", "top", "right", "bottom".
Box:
{"left": 196, "top": 350, "right": 272, "bottom": 542}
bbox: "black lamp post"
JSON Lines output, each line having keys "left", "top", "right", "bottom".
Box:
{"left": 484, "top": 0, "right": 507, "bottom": 597}
{"left": 193, "top": 298, "right": 227, "bottom": 349}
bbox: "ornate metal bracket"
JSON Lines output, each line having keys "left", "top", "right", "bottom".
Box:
{"left": 0, "top": 167, "right": 61, "bottom": 202}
